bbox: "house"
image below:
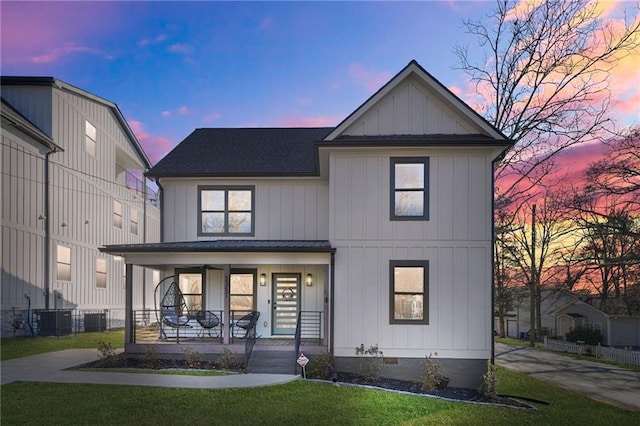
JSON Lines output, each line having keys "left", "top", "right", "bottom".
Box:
{"left": 1, "top": 77, "right": 160, "bottom": 337}
{"left": 552, "top": 299, "right": 640, "bottom": 348}
{"left": 101, "top": 60, "right": 512, "bottom": 388}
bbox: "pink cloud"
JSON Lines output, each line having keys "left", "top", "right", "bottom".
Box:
{"left": 203, "top": 112, "right": 222, "bottom": 123}
{"left": 348, "top": 63, "right": 392, "bottom": 93}
{"left": 177, "top": 106, "right": 190, "bottom": 115}
{"left": 1, "top": 2, "right": 119, "bottom": 65}
{"left": 128, "top": 120, "right": 176, "bottom": 165}
{"left": 161, "top": 111, "right": 171, "bottom": 118}
{"left": 276, "top": 114, "right": 341, "bottom": 127}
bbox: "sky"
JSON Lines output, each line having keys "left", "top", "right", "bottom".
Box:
{"left": 1, "top": 0, "right": 639, "bottom": 167}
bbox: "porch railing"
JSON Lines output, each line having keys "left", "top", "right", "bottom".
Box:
{"left": 295, "top": 311, "right": 323, "bottom": 361}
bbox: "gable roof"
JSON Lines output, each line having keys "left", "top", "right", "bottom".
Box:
{"left": 325, "top": 60, "right": 509, "bottom": 142}
{"left": 0, "top": 76, "right": 151, "bottom": 169}
{"left": 146, "top": 127, "right": 332, "bottom": 178}
{"left": 551, "top": 299, "right": 609, "bottom": 318}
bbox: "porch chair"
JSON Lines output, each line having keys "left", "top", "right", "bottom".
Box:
{"left": 233, "top": 311, "right": 260, "bottom": 340}
{"left": 159, "top": 281, "right": 191, "bottom": 338}
{"left": 196, "top": 311, "right": 220, "bottom": 338}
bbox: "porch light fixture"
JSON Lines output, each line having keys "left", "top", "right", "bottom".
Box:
{"left": 260, "top": 273, "right": 267, "bottom": 286}
{"left": 306, "top": 273, "right": 313, "bottom": 287}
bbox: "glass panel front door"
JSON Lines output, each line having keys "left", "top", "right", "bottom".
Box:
{"left": 272, "top": 273, "right": 300, "bottom": 335}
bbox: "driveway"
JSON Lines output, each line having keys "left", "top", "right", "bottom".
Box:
{"left": 495, "top": 343, "right": 640, "bottom": 412}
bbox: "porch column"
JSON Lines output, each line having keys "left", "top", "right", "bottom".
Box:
{"left": 125, "top": 263, "right": 134, "bottom": 344}
{"left": 223, "top": 265, "right": 230, "bottom": 344}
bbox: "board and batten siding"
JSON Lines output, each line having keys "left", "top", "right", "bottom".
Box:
{"left": 1, "top": 83, "right": 160, "bottom": 316}
{"left": 342, "top": 75, "right": 478, "bottom": 136}
{"left": 329, "top": 149, "right": 494, "bottom": 359}
{"left": 161, "top": 179, "right": 329, "bottom": 241}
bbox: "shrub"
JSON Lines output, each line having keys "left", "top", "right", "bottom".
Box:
{"left": 306, "top": 352, "right": 334, "bottom": 379}
{"left": 181, "top": 347, "right": 201, "bottom": 368}
{"left": 480, "top": 360, "right": 498, "bottom": 398}
{"left": 565, "top": 327, "right": 602, "bottom": 346}
{"left": 420, "top": 353, "right": 445, "bottom": 391}
{"left": 355, "top": 344, "right": 385, "bottom": 382}
{"left": 97, "top": 340, "right": 117, "bottom": 367}
{"left": 216, "top": 348, "right": 241, "bottom": 371}
{"left": 142, "top": 344, "right": 159, "bottom": 369}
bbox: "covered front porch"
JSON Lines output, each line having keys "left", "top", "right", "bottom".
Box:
{"left": 101, "top": 240, "right": 335, "bottom": 370}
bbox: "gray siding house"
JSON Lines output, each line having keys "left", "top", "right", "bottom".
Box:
{"left": 1, "top": 78, "right": 160, "bottom": 336}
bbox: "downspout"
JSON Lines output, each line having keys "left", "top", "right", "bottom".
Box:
{"left": 491, "top": 147, "right": 510, "bottom": 364}
{"left": 142, "top": 172, "right": 148, "bottom": 312}
{"left": 44, "top": 149, "right": 57, "bottom": 310}
{"left": 154, "top": 178, "right": 164, "bottom": 242}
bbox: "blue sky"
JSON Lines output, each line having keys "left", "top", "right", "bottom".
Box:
{"left": 2, "top": 1, "right": 637, "bottom": 165}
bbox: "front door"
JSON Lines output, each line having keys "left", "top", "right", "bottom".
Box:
{"left": 272, "top": 273, "right": 300, "bottom": 335}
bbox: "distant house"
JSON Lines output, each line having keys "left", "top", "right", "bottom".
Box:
{"left": 1, "top": 77, "right": 160, "bottom": 336}
{"left": 102, "top": 60, "right": 513, "bottom": 388}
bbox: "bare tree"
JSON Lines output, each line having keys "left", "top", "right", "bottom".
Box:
{"left": 455, "top": 0, "right": 640, "bottom": 203}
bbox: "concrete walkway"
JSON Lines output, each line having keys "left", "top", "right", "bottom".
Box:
{"left": 495, "top": 343, "right": 640, "bottom": 412}
{"left": 0, "top": 349, "right": 299, "bottom": 389}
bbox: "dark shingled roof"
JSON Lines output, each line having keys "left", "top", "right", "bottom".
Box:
{"left": 100, "top": 240, "right": 335, "bottom": 254}
{"left": 146, "top": 127, "right": 333, "bottom": 177}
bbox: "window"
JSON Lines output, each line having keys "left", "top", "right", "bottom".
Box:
{"left": 85, "top": 120, "right": 96, "bottom": 157}
{"left": 56, "top": 244, "right": 71, "bottom": 281}
{"left": 198, "top": 186, "right": 254, "bottom": 236}
{"left": 389, "top": 260, "right": 429, "bottom": 324}
{"left": 113, "top": 200, "right": 123, "bottom": 229}
{"left": 177, "top": 270, "right": 203, "bottom": 313}
{"left": 390, "top": 157, "right": 429, "bottom": 220}
{"left": 130, "top": 210, "right": 138, "bottom": 235}
{"left": 96, "top": 258, "right": 107, "bottom": 288}
{"left": 231, "top": 270, "right": 256, "bottom": 312}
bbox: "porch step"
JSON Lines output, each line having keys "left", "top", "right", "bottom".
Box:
{"left": 247, "top": 350, "right": 297, "bottom": 375}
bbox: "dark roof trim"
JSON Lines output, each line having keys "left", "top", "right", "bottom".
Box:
{"left": 1, "top": 76, "right": 151, "bottom": 169}
{"left": 146, "top": 171, "right": 321, "bottom": 179}
{"left": 100, "top": 240, "right": 336, "bottom": 254}
{"left": 318, "top": 134, "right": 513, "bottom": 148}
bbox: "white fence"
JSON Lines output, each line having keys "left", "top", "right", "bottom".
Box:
{"left": 544, "top": 337, "right": 640, "bottom": 367}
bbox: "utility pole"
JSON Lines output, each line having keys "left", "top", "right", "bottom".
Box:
{"left": 530, "top": 204, "right": 537, "bottom": 347}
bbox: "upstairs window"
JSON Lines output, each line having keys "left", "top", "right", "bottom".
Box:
{"left": 85, "top": 120, "right": 96, "bottom": 157}
{"left": 96, "top": 258, "right": 107, "bottom": 288}
{"left": 198, "top": 186, "right": 254, "bottom": 236}
{"left": 130, "top": 210, "right": 138, "bottom": 235}
{"left": 56, "top": 244, "right": 71, "bottom": 281}
{"left": 390, "top": 157, "right": 429, "bottom": 220}
{"left": 390, "top": 260, "right": 429, "bottom": 324}
{"left": 113, "top": 200, "right": 123, "bottom": 229}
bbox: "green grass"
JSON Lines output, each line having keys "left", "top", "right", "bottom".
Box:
{"left": 0, "top": 330, "right": 125, "bottom": 361}
{"left": 2, "top": 333, "right": 637, "bottom": 424}
{"left": 1, "top": 368, "right": 637, "bottom": 425}
{"left": 495, "top": 337, "right": 544, "bottom": 348}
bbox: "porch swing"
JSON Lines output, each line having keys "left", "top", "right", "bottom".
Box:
{"left": 154, "top": 276, "right": 191, "bottom": 338}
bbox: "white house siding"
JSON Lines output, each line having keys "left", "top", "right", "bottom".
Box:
{"left": 1, "top": 82, "right": 160, "bottom": 333}
{"left": 161, "top": 178, "right": 329, "bottom": 241}
{"left": 1, "top": 122, "right": 47, "bottom": 309}
{"left": 329, "top": 149, "right": 494, "bottom": 360}
{"left": 342, "top": 76, "right": 477, "bottom": 136}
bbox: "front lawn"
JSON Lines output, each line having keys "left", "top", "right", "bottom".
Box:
{"left": 0, "top": 330, "right": 125, "bottom": 361}
{"left": 1, "top": 367, "right": 637, "bottom": 425}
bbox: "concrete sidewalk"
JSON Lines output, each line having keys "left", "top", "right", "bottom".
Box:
{"left": 495, "top": 343, "right": 640, "bottom": 412}
{"left": 0, "top": 349, "right": 299, "bottom": 389}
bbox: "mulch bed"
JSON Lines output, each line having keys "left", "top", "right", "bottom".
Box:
{"left": 80, "top": 355, "right": 534, "bottom": 409}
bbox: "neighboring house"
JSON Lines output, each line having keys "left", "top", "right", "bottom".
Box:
{"left": 102, "top": 60, "right": 512, "bottom": 388}
{"left": 553, "top": 299, "right": 640, "bottom": 348}
{"left": 1, "top": 77, "right": 160, "bottom": 337}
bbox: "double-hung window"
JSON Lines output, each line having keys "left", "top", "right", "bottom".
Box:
{"left": 85, "top": 120, "right": 96, "bottom": 157}
{"left": 198, "top": 186, "right": 254, "bottom": 236}
{"left": 390, "top": 157, "right": 429, "bottom": 220}
{"left": 96, "top": 258, "right": 107, "bottom": 288}
{"left": 390, "top": 260, "right": 429, "bottom": 324}
{"left": 113, "top": 200, "right": 123, "bottom": 229}
{"left": 56, "top": 244, "right": 71, "bottom": 281}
